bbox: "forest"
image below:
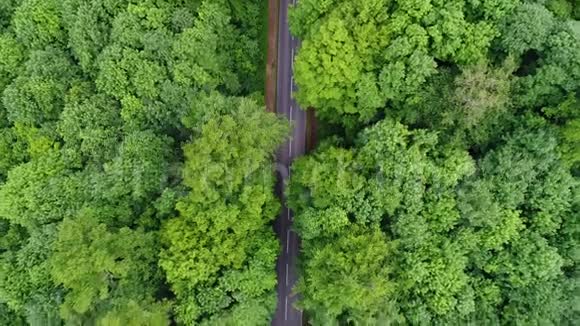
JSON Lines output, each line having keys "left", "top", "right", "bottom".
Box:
{"left": 0, "top": 0, "right": 289, "bottom": 325}
{"left": 288, "top": 0, "right": 579, "bottom": 325}
{"left": 0, "top": 0, "right": 578, "bottom": 325}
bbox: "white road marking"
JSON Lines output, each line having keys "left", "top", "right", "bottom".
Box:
{"left": 290, "top": 48, "right": 294, "bottom": 72}
{"left": 290, "top": 77, "right": 294, "bottom": 94}
{"left": 286, "top": 230, "right": 290, "bottom": 253}
{"left": 285, "top": 263, "right": 289, "bottom": 286}
{"left": 284, "top": 297, "right": 288, "bottom": 320}
{"left": 289, "top": 106, "right": 293, "bottom": 157}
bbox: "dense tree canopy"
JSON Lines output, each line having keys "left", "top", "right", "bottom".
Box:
{"left": 50, "top": 209, "right": 168, "bottom": 325}
{"left": 289, "top": 0, "right": 518, "bottom": 128}
{"left": 290, "top": 0, "right": 579, "bottom": 324}
{"left": 160, "top": 99, "right": 288, "bottom": 325}
{"left": 289, "top": 119, "right": 579, "bottom": 325}
{"left": 1, "top": 0, "right": 578, "bottom": 324}
{"left": 0, "top": 0, "right": 285, "bottom": 324}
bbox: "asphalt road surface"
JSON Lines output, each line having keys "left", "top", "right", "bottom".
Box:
{"left": 272, "top": 0, "right": 305, "bottom": 325}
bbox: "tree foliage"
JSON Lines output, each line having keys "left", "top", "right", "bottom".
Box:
{"left": 2, "top": 0, "right": 578, "bottom": 324}
{"left": 290, "top": 0, "right": 513, "bottom": 128}
{"left": 50, "top": 209, "right": 168, "bottom": 325}
{"left": 0, "top": 0, "right": 278, "bottom": 324}
{"left": 160, "top": 101, "right": 288, "bottom": 325}
{"left": 289, "top": 119, "right": 579, "bottom": 324}
{"left": 290, "top": 1, "right": 579, "bottom": 324}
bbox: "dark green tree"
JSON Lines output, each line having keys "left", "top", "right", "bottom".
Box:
{"left": 12, "top": 0, "right": 64, "bottom": 50}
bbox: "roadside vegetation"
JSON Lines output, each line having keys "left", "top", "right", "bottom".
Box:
{"left": 289, "top": 0, "right": 579, "bottom": 324}
{"left": 1, "top": 0, "right": 578, "bottom": 325}
{"left": 0, "top": 0, "right": 287, "bottom": 325}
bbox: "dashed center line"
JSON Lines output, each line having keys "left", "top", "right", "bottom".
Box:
{"left": 284, "top": 296, "right": 288, "bottom": 320}
{"left": 286, "top": 230, "right": 290, "bottom": 254}
{"left": 285, "top": 263, "right": 289, "bottom": 286}
{"left": 289, "top": 106, "right": 293, "bottom": 157}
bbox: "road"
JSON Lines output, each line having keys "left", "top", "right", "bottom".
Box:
{"left": 272, "top": 0, "right": 305, "bottom": 324}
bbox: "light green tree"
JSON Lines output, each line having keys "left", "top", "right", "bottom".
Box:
{"left": 160, "top": 100, "right": 288, "bottom": 325}
{"left": 50, "top": 208, "right": 169, "bottom": 325}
